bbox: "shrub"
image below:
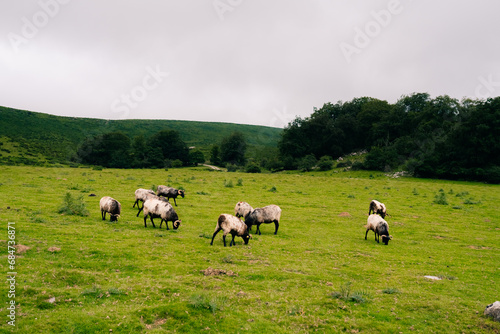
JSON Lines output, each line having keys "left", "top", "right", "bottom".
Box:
{"left": 298, "top": 154, "right": 317, "bottom": 172}
{"left": 224, "top": 179, "right": 234, "bottom": 188}
{"left": 433, "top": 192, "right": 448, "bottom": 205}
{"left": 245, "top": 162, "right": 261, "bottom": 173}
{"left": 317, "top": 156, "right": 334, "bottom": 171}
{"left": 58, "top": 192, "right": 89, "bottom": 216}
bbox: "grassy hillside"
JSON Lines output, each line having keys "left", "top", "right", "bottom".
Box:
{"left": 1, "top": 165, "right": 499, "bottom": 333}
{"left": 0, "top": 106, "right": 281, "bottom": 165}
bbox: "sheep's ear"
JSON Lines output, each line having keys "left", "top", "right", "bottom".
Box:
{"left": 249, "top": 234, "right": 253, "bottom": 239}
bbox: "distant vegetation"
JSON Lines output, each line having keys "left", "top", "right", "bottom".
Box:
{"left": 278, "top": 94, "right": 500, "bottom": 183}
{"left": 0, "top": 106, "right": 280, "bottom": 167}
{"left": 2, "top": 93, "right": 499, "bottom": 183}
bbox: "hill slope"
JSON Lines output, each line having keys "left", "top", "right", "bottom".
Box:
{"left": 0, "top": 106, "right": 281, "bottom": 165}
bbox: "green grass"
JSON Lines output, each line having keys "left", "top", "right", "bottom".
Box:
{"left": 0, "top": 166, "right": 499, "bottom": 333}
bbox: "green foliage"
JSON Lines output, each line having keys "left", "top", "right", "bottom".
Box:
{"left": 245, "top": 162, "right": 261, "bottom": 173}
{"left": 189, "top": 149, "right": 205, "bottom": 165}
{"left": 433, "top": 191, "right": 449, "bottom": 205}
{"left": 317, "top": 155, "right": 334, "bottom": 171}
{"left": 278, "top": 95, "right": 500, "bottom": 183}
{"left": 298, "top": 154, "right": 317, "bottom": 172}
{"left": 189, "top": 294, "right": 227, "bottom": 314}
{"left": 58, "top": 192, "right": 89, "bottom": 216}
{"left": 220, "top": 131, "right": 247, "bottom": 165}
{"left": 209, "top": 145, "right": 221, "bottom": 166}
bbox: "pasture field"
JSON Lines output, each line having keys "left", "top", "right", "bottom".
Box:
{"left": 0, "top": 165, "right": 499, "bottom": 333}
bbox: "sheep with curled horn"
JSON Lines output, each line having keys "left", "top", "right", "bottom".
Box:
{"left": 100, "top": 196, "right": 121, "bottom": 222}
{"left": 156, "top": 185, "right": 185, "bottom": 206}
{"left": 365, "top": 214, "right": 392, "bottom": 245}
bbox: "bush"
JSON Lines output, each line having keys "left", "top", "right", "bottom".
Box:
{"left": 317, "top": 156, "right": 334, "bottom": 171}
{"left": 245, "top": 162, "right": 261, "bottom": 173}
{"left": 298, "top": 154, "right": 317, "bottom": 172}
{"left": 58, "top": 192, "right": 89, "bottom": 216}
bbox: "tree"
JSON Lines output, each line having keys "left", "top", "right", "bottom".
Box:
{"left": 220, "top": 132, "right": 247, "bottom": 165}
{"left": 76, "top": 131, "right": 131, "bottom": 168}
{"left": 189, "top": 149, "right": 205, "bottom": 165}
{"left": 210, "top": 145, "right": 221, "bottom": 166}
{"left": 148, "top": 130, "right": 189, "bottom": 165}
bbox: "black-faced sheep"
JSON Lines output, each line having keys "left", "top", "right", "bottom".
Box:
{"left": 143, "top": 197, "right": 181, "bottom": 229}
{"left": 234, "top": 201, "right": 253, "bottom": 219}
{"left": 368, "top": 199, "right": 387, "bottom": 218}
{"left": 133, "top": 188, "right": 156, "bottom": 217}
{"left": 365, "top": 214, "right": 392, "bottom": 245}
{"left": 210, "top": 214, "right": 251, "bottom": 247}
{"left": 100, "top": 196, "right": 121, "bottom": 222}
{"left": 156, "top": 185, "right": 185, "bottom": 206}
{"left": 244, "top": 205, "right": 281, "bottom": 235}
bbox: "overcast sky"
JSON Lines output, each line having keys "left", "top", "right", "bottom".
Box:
{"left": 1, "top": 0, "right": 500, "bottom": 127}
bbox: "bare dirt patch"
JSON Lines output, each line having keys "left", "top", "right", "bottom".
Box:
{"left": 201, "top": 267, "right": 238, "bottom": 277}
{"left": 15, "top": 245, "right": 31, "bottom": 254}
{"left": 48, "top": 247, "right": 61, "bottom": 252}
{"left": 338, "top": 212, "right": 351, "bottom": 217}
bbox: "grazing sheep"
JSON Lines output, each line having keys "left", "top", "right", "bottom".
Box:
{"left": 133, "top": 188, "right": 156, "bottom": 217}
{"left": 368, "top": 199, "right": 387, "bottom": 218}
{"left": 156, "top": 185, "right": 185, "bottom": 206}
{"left": 244, "top": 205, "right": 281, "bottom": 235}
{"left": 365, "top": 214, "right": 392, "bottom": 245}
{"left": 211, "top": 214, "right": 251, "bottom": 247}
{"left": 100, "top": 196, "right": 121, "bottom": 222}
{"left": 234, "top": 201, "right": 253, "bottom": 218}
{"left": 143, "top": 197, "right": 181, "bottom": 229}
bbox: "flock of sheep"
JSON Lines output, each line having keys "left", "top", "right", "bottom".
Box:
{"left": 99, "top": 188, "right": 392, "bottom": 246}
{"left": 98, "top": 186, "right": 283, "bottom": 246}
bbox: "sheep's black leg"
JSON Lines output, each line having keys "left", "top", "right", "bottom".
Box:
{"left": 144, "top": 215, "right": 148, "bottom": 228}
{"left": 102, "top": 211, "right": 106, "bottom": 220}
{"left": 210, "top": 228, "right": 221, "bottom": 245}
{"left": 133, "top": 200, "right": 138, "bottom": 208}
{"left": 365, "top": 229, "right": 369, "bottom": 240}
{"left": 150, "top": 216, "right": 156, "bottom": 228}
{"left": 222, "top": 235, "right": 227, "bottom": 247}
{"left": 375, "top": 232, "right": 379, "bottom": 243}
{"left": 274, "top": 221, "right": 279, "bottom": 235}
{"left": 257, "top": 224, "right": 262, "bottom": 235}
{"left": 230, "top": 234, "right": 236, "bottom": 246}
{"left": 159, "top": 219, "right": 163, "bottom": 229}
{"left": 165, "top": 220, "right": 170, "bottom": 230}
{"left": 173, "top": 197, "right": 177, "bottom": 206}
{"left": 136, "top": 203, "right": 143, "bottom": 217}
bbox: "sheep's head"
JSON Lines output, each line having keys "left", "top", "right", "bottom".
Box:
{"left": 243, "top": 233, "right": 251, "bottom": 245}
{"left": 173, "top": 220, "right": 181, "bottom": 229}
{"left": 110, "top": 214, "right": 119, "bottom": 222}
{"left": 178, "top": 190, "right": 185, "bottom": 198}
{"left": 381, "top": 235, "right": 392, "bottom": 245}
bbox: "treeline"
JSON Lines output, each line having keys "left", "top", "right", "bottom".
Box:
{"left": 74, "top": 129, "right": 255, "bottom": 170}
{"left": 278, "top": 93, "right": 500, "bottom": 183}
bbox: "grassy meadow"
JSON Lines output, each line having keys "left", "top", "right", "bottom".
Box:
{"left": 0, "top": 165, "right": 499, "bottom": 333}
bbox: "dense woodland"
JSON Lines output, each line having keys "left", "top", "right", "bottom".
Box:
{"left": 1, "top": 93, "right": 499, "bottom": 183}
{"left": 278, "top": 93, "right": 500, "bottom": 183}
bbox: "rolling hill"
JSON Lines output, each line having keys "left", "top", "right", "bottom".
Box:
{"left": 0, "top": 106, "right": 282, "bottom": 166}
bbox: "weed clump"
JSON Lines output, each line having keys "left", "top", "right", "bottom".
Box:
{"left": 330, "top": 282, "right": 370, "bottom": 304}
{"left": 189, "top": 294, "right": 227, "bottom": 314}
{"left": 58, "top": 192, "right": 89, "bottom": 216}
{"left": 433, "top": 191, "right": 448, "bottom": 205}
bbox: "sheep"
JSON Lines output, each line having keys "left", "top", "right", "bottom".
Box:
{"left": 365, "top": 214, "right": 392, "bottom": 245}
{"left": 368, "top": 199, "right": 387, "bottom": 218}
{"left": 100, "top": 196, "right": 121, "bottom": 222}
{"left": 210, "top": 214, "right": 251, "bottom": 247}
{"left": 234, "top": 201, "right": 253, "bottom": 218}
{"left": 156, "top": 185, "right": 185, "bottom": 206}
{"left": 143, "top": 197, "right": 181, "bottom": 229}
{"left": 244, "top": 205, "right": 281, "bottom": 235}
{"left": 133, "top": 188, "right": 156, "bottom": 217}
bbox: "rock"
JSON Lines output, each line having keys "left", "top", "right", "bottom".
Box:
{"left": 484, "top": 301, "right": 500, "bottom": 322}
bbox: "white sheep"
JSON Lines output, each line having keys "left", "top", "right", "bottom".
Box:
{"left": 156, "top": 185, "right": 185, "bottom": 206}
{"left": 100, "top": 196, "right": 121, "bottom": 222}
{"left": 234, "top": 201, "right": 253, "bottom": 218}
{"left": 133, "top": 188, "right": 156, "bottom": 217}
{"left": 143, "top": 197, "right": 181, "bottom": 229}
{"left": 368, "top": 199, "right": 387, "bottom": 218}
{"left": 211, "top": 214, "right": 251, "bottom": 247}
{"left": 365, "top": 214, "right": 392, "bottom": 245}
{"left": 244, "top": 205, "right": 282, "bottom": 235}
